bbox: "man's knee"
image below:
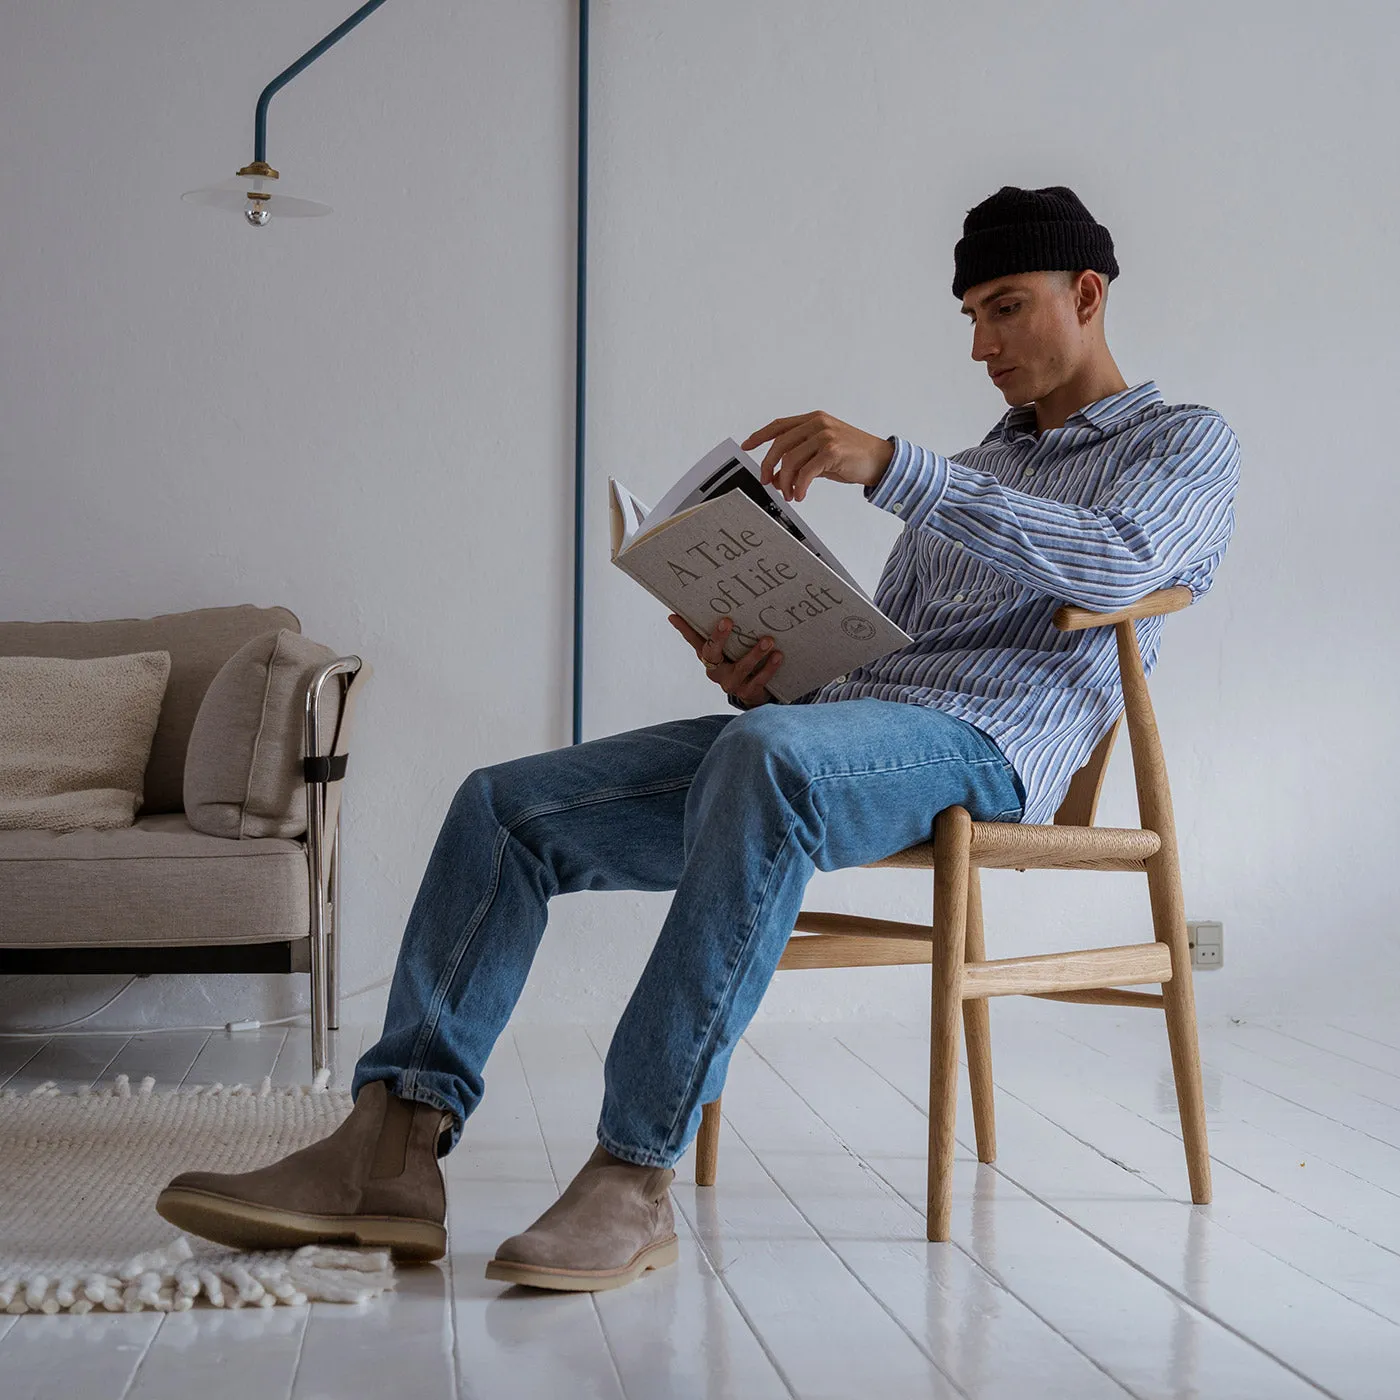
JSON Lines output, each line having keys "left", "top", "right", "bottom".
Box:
{"left": 699, "top": 705, "right": 811, "bottom": 792}
{"left": 448, "top": 749, "right": 565, "bottom": 831}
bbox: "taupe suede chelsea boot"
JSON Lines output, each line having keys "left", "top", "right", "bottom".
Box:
{"left": 156, "top": 1080, "right": 453, "bottom": 1260}
{"left": 486, "top": 1144, "right": 678, "bottom": 1291}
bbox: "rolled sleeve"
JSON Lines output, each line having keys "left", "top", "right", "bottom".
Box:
{"left": 865, "top": 437, "right": 952, "bottom": 530}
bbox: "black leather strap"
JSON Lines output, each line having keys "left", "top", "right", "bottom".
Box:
{"left": 303, "top": 754, "right": 349, "bottom": 783}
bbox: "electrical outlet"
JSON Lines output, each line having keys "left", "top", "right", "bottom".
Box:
{"left": 1187, "top": 920, "right": 1224, "bottom": 969}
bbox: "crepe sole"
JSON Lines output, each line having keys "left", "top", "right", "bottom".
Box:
{"left": 156, "top": 1186, "right": 447, "bottom": 1261}
{"left": 484, "top": 1235, "right": 679, "bottom": 1292}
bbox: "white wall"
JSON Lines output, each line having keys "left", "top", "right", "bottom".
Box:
{"left": 2, "top": 0, "right": 1396, "bottom": 1039}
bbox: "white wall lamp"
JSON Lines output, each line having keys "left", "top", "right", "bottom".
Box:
{"left": 181, "top": 0, "right": 391, "bottom": 225}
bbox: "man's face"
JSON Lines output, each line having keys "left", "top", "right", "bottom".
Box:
{"left": 960, "top": 271, "right": 1085, "bottom": 406}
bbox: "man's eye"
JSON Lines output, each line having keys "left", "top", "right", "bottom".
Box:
{"left": 997, "top": 303, "right": 1020, "bottom": 316}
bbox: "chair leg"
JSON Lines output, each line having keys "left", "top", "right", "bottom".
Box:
{"left": 928, "top": 807, "right": 972, "bottom": 1242}
{"left": 1147, "top": 850, "right": 1212, "bottom": 1204}
{"left": 696, "top": 1098, "right": 722, "bottom": 1186}
{"left": 961, "top": 867, "right": 996, "bottom": 1164}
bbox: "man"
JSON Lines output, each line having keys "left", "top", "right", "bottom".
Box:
{"left": 157, "top": 185, "right": 1239, "bottom": 1292}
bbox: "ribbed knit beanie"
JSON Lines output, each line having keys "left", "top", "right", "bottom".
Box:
{"left": 951, "top": 185, "right": 1118, "bottom": 299}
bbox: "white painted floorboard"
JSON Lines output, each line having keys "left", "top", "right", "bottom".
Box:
{"left": 1, "top": 1008, "right": 1397, "bottom": 1398}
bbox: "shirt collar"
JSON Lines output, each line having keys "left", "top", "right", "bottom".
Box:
{"left": 998, "top": 380, "right": 1162, "bottom": 441}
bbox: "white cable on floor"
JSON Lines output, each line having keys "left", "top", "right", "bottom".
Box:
{"left": 0, "top": 975, "right": 394, "bottom": 1038}
{"left": 0, "top": 976, "right": 140, "bottom": 1034}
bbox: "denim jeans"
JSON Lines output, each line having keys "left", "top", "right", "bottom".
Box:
{"left": 354, "top": 698, "right": 1025, "bottom": 1168}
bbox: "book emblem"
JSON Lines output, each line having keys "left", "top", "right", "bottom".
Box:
{"left": 841, "top": 616, "right": 877, "bottom": 640}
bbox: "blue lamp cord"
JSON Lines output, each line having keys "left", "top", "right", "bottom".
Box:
{"left": 572, "top": 0, "right": 589, "bottom": 745}
{"left": 252, "top": 0, "right": 391, "bottom": 166}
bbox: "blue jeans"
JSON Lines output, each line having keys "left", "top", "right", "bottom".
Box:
{"left": 354, "top": 698, "right": 1024, "bottom": 1168}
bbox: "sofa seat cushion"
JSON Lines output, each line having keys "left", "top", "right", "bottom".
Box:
{"left": 0, "top": 814, "right": 309, "bottom": 948}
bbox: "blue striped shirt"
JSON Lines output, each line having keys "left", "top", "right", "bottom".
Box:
{"left": 804, "top": 381, "right": 1240, "bottom": 825}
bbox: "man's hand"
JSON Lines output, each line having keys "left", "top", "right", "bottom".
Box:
{"left": 668, "top": 614, "right": 782, "bottom": 707}
{"left": 742, "top": 411, "right": 895, "bottom": 502}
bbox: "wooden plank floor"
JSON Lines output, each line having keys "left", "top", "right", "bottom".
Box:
{"left": 1, "top": 1007, "right": 1396, "bottom": 1398}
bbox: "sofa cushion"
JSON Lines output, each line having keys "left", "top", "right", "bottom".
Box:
{"left": 184, "top": 630, "right": 339, "bottom": 839}
{"left": 0, "top": 814, "right": 310, "bottom": 947}
{"left": 0, "top": 651, "right": 172, "bottom": 833}
{"left": 0, "top": 605, "right": 300, "bottom": 815}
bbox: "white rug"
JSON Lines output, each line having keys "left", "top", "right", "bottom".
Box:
{"left": 0, "top": 1074, "right": 398, "bottom": 1314}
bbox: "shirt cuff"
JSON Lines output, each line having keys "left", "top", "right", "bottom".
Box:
{"left": 864, "top": 437, "right": 952, "bottom": 530}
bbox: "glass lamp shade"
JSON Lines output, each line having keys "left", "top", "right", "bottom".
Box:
{"left": 182, "top": 170, "right": 331, "bottom": 225}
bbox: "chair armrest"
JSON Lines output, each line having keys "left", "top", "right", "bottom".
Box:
{"left": 1052, "top": 586, "right": 1193, "bottom": 633}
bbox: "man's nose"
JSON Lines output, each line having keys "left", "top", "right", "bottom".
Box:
{"left": 970, "top": 325, "right": 997, "bottom": 362}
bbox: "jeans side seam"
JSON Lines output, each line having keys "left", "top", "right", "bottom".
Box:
{"left": 659, "top": 806, "right": 804, "bottom": 1155}
{"left": 788, "top": 752, "right": 1012, "bottom": 821}
{"left": 501, "top": 774, "right": 697, "bottom": 831}
{"left": 797, "top": 751, "right": 1007, "bottom": 786}
{"left": 403, "top": 821, "right": 514, "bottom": 1083}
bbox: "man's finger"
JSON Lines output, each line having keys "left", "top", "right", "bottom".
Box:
{"left": 741, "top": 415, "right": 805, "bottom": 453}
{"left": 771, "top": 437, "right": 825, "bottom": 498}
{"left": 668, "top": 614, "right": 706, "bottom": 649}
{"left": 736, "top": 650, "right": 782, "bottom": 703}
{"left": 733, "top": 640, "right": 769, "bottom": 678}
{"left": 706, "top": 617, "right": 733, "bottom": 661}
{"left": 760, "top": 419, "right": 820, "bottom": 479}
{"left": 791, "top": 452, "right": 834, "bottom": 502}
{"left": 739, "top": 643, "right": 780, "bottom": 684}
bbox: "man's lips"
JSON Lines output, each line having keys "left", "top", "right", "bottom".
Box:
{"left": 991, "top": 367, "right": 1016, "bottom": 384}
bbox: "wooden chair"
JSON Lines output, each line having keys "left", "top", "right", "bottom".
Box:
{"left": 694, "top": 586, "right": 1212, "bottom": 1241}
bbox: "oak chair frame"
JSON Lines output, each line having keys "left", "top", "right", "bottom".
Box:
{"left": 694, "top": 586, "right": 1212, "bottom": 1241}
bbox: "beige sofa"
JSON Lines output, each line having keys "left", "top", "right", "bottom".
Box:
{"left": 0, "top": 605, "right": 367, "bottom": 1072}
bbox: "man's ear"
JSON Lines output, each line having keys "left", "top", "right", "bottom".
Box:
{"left": 1075, "top": 269, "right": 1107, "bottom": 325}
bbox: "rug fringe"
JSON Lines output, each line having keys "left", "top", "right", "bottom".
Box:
{"left": 0, "top": 1235, "right": 396, "bottom": 1314}
{"left": 2, "top": 1073, "right": 340, "bottom": 1103}
{"left": 0, "top": 1075, "right": 394, "bottom": 1313}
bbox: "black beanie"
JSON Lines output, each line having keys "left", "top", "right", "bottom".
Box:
{"left": 951, "top": 185, "right": 1118, "bottom": 300}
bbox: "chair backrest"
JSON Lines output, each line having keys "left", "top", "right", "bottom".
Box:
{"left": 1053, "top": 717, "right": 1122, "bottom": 828}
{"left": 1049, "top": 586, "right": 1192, "bottom": 840}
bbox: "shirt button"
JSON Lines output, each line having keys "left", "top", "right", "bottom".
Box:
{"left": 891, "top": 501, "right": 904, "bottom": 515}
{"left": 835, "top": 674, "right": 848, "bottom": 684}
{"left": 1022, "top": 467, "right": 1034, "bottom": 479}
{"left": 952, "top": 540, "right": 965, "bottom": 550}
{"left": 954, "top": 593, "right": 966, "bottom": 602}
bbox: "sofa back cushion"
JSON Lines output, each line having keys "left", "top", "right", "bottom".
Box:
{"left": 0, "top": 605, "right": 299, "bottom": 814}
{"left": 0, "top": 651, "right": 171, "bottom": 832}
{"left": 183, "top": 629, "right": 339, "bottom": 839}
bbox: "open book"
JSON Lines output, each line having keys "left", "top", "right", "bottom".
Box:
{"left": 610, "top": 439, "right": 912, "bottom": 703}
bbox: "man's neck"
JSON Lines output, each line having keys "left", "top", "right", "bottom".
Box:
{"left": 1032, "top": 354, "right": 1129, "bottom": 434}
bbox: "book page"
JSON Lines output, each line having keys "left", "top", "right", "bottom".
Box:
{"left": 613, "top": 488, "right": 911, "bottom": 703}
{"left": 609, "top": 478, "right": 651, "bottom": 556}
{"left": 625, "top": 439, "right": 866, "bottom": 596}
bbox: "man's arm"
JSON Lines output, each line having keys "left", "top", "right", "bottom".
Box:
{"left": 867, "top": 413, "right": 1239, "bottom": 611}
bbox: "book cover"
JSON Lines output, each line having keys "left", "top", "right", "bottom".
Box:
{"left": 610, "top": 442, "right": 911, "bottom": 703}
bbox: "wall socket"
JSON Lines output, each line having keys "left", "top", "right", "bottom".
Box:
{"left": 1187, "top": 920, "right": 1224, "bottom": 969}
